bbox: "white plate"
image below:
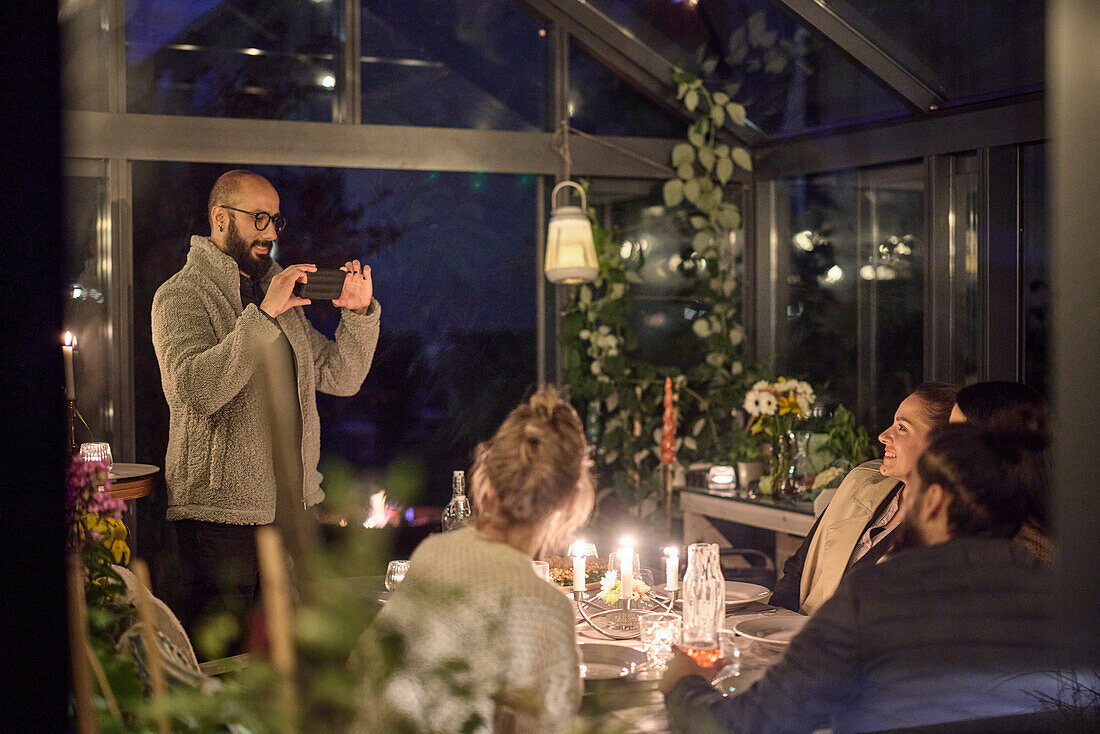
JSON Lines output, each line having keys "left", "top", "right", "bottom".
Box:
{"left": 577, "top": 643, "right": 646, "bottom": 680}
{"left": 733, "top": 615, "right": 808, "bottom": 649}
{"left": 673, "top": 581, "right": 771, "bottom": 610}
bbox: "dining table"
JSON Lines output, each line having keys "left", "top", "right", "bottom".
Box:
{"left": 574, "top": 590, "right": 802, "bottom": 733}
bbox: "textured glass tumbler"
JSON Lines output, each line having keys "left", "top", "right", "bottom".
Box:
{"left": 640, "top": 613, "right": 682, "bottom": 672}
{"left": 385, "top": 560, "right": 410, "bottom": 591}
{"left": 79, "top": 442, "right": 113, "bottom": 472}
{"left": 531, "top": 560, "right": 551, "bottom": 583}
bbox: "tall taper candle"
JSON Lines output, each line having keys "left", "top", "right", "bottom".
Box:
{"left": 63, "top": 331, "right": 76, "bottom": 400}
{"left": 572, "top": 541, "right": 586, "bottom": 594}
{"left": 664, "top": 546, "right": 679, "bottom": 591}
{"left": 620, "top": 538, "right": 634, "bottom": 606}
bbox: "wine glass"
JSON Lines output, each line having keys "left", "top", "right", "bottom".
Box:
{"left": 385, "top": 560, "right": 410, "bottom": 591}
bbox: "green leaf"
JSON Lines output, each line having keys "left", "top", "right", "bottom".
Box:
{"left": 715, "top": 144, "right": 730, "bottom": 158}
{"left": 687, "top": 124, "right": 706, "bottom": 148}
{"left": 693, "top": 231, "right": 713, "bottom": 252}
{"left": 662, "top": 178, "right": 684, "bottom": 207}
{"left": 698, "top": 146, "right": 716, "bottom": 171}
{"left": 726, "top": 102, "right": 747, "bottom": 126}
{"left": 713, "top": 92, "right": 730, "bottom": 105}
{"left": 732, "top": 146, "right": 753, "bottom": 171}
{"left": 677, "top": 163, "right": 696, "bottom": 181}
{"left": 716, "top": 157, "right": 734, "bottom": 185}
{"left": 710, "top": 105, "right": 725, "bottom": 128}
{"left": 690, "top": 215, "right": 709, "bottom": 230}
{"left": 625, "top": 271, "right": 644, "bottom": 284}
{"left": 684, "top": 89, "right": 699, "bottom": 113}
{"left": 683, "top": 178, "right": 701, "bottom": 203}
{"left": 716, "top": 205, "right": 742, "bottom": 230}
{"left": 671, "top": 142, "right": 695, "bottom": 168}
{"left": 692, "top": 417, "right": 706, "bottom": 436}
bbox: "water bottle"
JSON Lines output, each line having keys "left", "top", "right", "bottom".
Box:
{"left": 442, "top": 470, "right": 473, "bottom": 531}
{"left": 681, "top": 542, "right": 726, "bottom": 665}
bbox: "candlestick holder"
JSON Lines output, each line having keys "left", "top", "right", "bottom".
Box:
{"left": 573, "top": 588, "right": 677, "bottom": 640}
{"left": 67, "top": 399, "right": 78, "bottom": 457}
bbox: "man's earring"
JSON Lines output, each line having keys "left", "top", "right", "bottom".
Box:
{"left": 219, "top": 225, "right": 224, "bottom": 232}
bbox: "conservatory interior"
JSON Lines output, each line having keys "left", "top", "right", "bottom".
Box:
{"left": 8, "top": 0, "right": 1099, "bottom": 731}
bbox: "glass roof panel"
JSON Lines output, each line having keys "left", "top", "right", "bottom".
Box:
{"left": 569, "top": 45, "right": 687, "bottom": 137}
{"left": 831, "top": 0, "right": 1044, "bottom": 104}
{"left": 586, "top": 0, "right": 910, "bottom": 137}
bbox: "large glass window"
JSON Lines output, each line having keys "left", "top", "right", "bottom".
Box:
{"left": 360, "top": 0, "right": 548, "bottom": 130}
{"left": 781, "top": 163, "right": 924, "bottom": 433}
{"left": 568, "top": 46, "right": 686, "bottom": 138}
{"left": 587, "top": 0, "right": 911, "bottom": 137}
{"left": 1021, "top": 143, "right": 1048, "bottom": 393}
{"left": 131, "top": 162, "right": 538, "bottom": 508}
{"left": 63, "top": 160, "right": 116, "bottom": 447}
{"left": 126, "top": 1, "right": 343, "bottom": 120}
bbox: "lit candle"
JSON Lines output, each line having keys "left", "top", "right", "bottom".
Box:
{"left": 62, "top": 331, "right": 75, "bottom": 400}
{"left": 620, "top": 537, "right": 634, "bottom": 605}
{"left": 572, "top": 541, "right": 586, "bottom": 594}
{"left": 664, "top": 546, "right": 679, "bottom": 591}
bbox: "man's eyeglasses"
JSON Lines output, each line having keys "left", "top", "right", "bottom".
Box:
{"left": 219, "top": 205, "right": 287, "bottom": 234}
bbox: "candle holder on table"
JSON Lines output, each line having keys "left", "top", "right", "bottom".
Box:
{"left": 572, "top": 586, "right": 677, "bottom": 641}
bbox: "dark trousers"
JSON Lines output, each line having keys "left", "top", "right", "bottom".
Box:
{"left": 174, "top": 519, "right": 263, "bottom": 659}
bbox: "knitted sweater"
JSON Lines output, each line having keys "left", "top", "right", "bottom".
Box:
{"left": 356, "top": 528, "right": 582, "bottom": 734}
{"left": 151, "top": 236, "right": 380, "bottom": 524}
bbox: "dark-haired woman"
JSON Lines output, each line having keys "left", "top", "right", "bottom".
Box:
{"left": 770, "top": 382, "right": 958, "bottom": 614}
{"left": 949, "top": 380, "right": 1053, "bottom": 562}
{"left": 354, "top": 387, "right": 594, "bottom": 734}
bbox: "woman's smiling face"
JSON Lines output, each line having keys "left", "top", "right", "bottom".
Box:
{"left": 878, "top": 393, "right": 937, "bottom": 484}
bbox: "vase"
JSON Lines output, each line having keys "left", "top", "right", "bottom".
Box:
{"left": 769, "top": 431, "right": 797, "bottom": 500}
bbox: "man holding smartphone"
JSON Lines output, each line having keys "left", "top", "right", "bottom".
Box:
{"left": 151, "top": 169, "right": 380, "bottom": 656}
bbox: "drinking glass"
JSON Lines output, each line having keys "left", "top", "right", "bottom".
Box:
{"left": 531, "top": 560, "right": 551, "bottom": 583}
{"left": 639, "top": 613, "right": 682, "bottom": 673}
{"left": 385, "top": 560, "right": 410, "bottom": 591}
{"left": 79, "top": 442, "right": 113, "bottom": 472}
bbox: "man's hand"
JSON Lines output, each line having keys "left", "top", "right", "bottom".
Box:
{"left": 260, "top": 263, "right": 316, "bottom": 318}
{"left": 659, "top": 646, "right": 728, "bottom": 694}
{"left": 333, "top": 259, "right": 373, "bottom": 314}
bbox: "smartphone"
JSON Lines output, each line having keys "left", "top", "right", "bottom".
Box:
{"left": 292, "top": 268, "right": 346, "bottom": 300}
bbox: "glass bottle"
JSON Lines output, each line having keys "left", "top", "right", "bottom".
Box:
{"left": 442, "top": 470, "right": 472, "bottom": 531}
{"left": 681, "top": 543, "right": 725, "bottom": 665}
{"left": 791, "top": 430, "right": 816, "bottom": 493}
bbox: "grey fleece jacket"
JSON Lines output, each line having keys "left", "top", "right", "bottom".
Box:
{"left": 151, "top": 236, "right": 380, "bottom": 524}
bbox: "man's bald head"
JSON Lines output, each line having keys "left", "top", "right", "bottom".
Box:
{"left": 208, "top": 170, "right": 272, "bottom": 219}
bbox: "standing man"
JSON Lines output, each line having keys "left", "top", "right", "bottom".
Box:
{"left": 152, "top": 169, "right": 380, "bottom": 655}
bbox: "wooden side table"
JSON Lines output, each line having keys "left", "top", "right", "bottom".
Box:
{"left": 108, "top": 463, "right": 159, "bottom": 548}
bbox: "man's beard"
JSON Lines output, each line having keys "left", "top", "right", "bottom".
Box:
{"left": 225, "top": 216, "right": 272, "bottom": 280}
{"left": 886, "top": 513, "right": 927, "bottom": 554}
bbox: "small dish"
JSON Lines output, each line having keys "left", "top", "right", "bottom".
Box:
{"left": 577, "top": 643, "right": 646, "bottom": 681}
{"left": 733, "top": 614, "right": 808, "bottom": 649}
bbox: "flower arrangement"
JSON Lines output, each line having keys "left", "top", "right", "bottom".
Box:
{"left": 743, "top": 378, "right": 816, "bottom": 439}
{"left": 66, "top": 456, "right": 130, "bottom": 567}
{"left": 596, "top": 570, "right": 652, "bottom": 606}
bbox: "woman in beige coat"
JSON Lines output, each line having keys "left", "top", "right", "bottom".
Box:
{"left": 770, "top": 382, "right": 958, "bottom": 614}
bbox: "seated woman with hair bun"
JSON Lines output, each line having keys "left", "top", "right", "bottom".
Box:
{"left": 354, "top": 387, "right": 594, "bottom": 734}
{"left": 949, "top": 380, "right": 1053, "bottom": 562}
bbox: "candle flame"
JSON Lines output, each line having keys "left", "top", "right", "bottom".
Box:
{"left": 63, "top": 331, "right": 73, "bottom": 346}
{"left": 664, "top": 546, "right": 678, "bottom": 558}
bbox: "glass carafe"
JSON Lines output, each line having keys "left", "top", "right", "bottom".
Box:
{"left": 791, "top": 430, "right": 816, "bottom": 493}
{"left": 442, "top": 470, "right": 472, "bottom": 531}
{"left": 681, "top": 542, "right": 725, "bottom": 665}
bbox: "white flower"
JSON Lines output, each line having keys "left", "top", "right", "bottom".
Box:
{"left": 692, "top": 319, "right": 712, "bottom": 338}
{"left": 752, "top": 380, "right": 771, "bottom": 392}
{"left": 705, "top": 352, "right": 725, "bottom": 368}
{"left": 728, "top": 325, "right": 745, "bottom": 346}
{"left": 600, "top": 569, "right": 618, "bottom": 596}
{"left": 590, "top": 361, "right": 602, "bottom": 376}
{"left": 730, "top": 360, "right": 744, "bottom": 376}
{"left": 579, "top": 329, "right": 591, "bottom": 340}
{"left": 796, "top": 394, "right": 812, "bottom": 416}
{"left": 743, "top": 389, "right": 777, "bottom": 417}
{"left": 775, "top": 379, "right": 799, "bottom": 394}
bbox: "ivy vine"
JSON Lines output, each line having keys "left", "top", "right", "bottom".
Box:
{"left": 560, "top": 71, "right": 756, "bottom": 515}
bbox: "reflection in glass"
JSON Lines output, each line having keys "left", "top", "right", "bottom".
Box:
{"left": 835, "top": 0, "right": 1044, "bottom": 104}
{"left": 126, "top": 1, "right": 342, "bottom": 121}
{"left": 586, "top": 0, "right": 910, "bottom": 136}
{"left": 951, "top": 154, "right": 981, "bottom": 387}
{"left": 1021, "top": 144, "right": 1048, "bottom": 393}
{"left": 60, "top": 0, "right": 109, "bottom": 111}
{"left": 131, "top": 162, "right": 537, "bottom": 508}
{"left": 569, "top": 45, "right": 685, "bottom": 138}
{"left": 64, "top": 165, "right": 115, "bottom": 450}
{"left": 360, "top": 0, "right": 547, "bottom": 130}
{"left": 782, "top": 165, "right": 924, "bottom": 433}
